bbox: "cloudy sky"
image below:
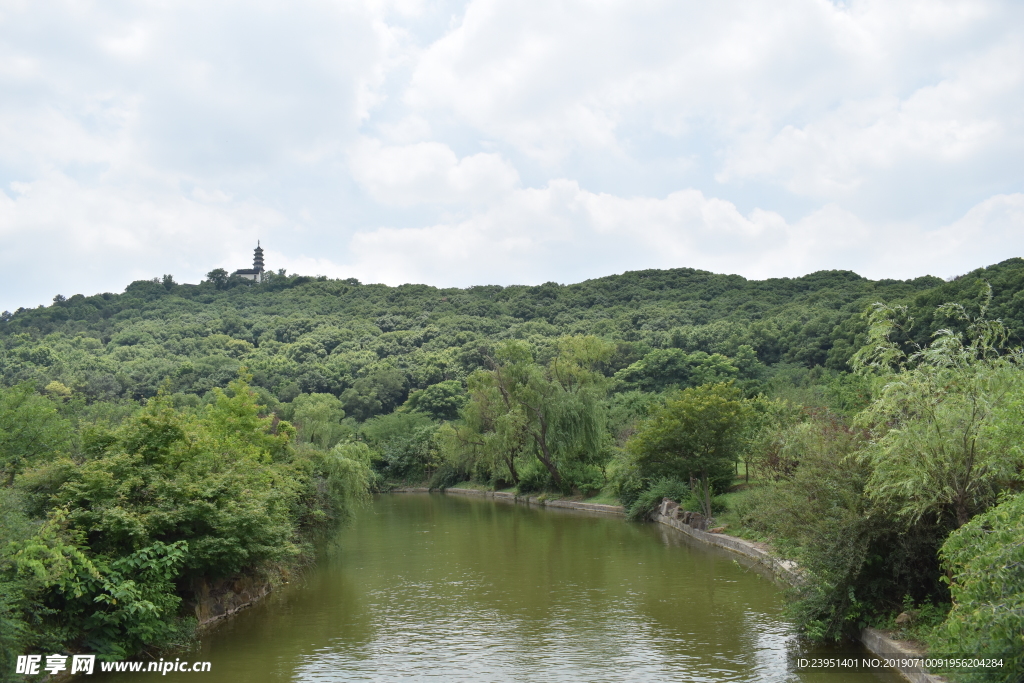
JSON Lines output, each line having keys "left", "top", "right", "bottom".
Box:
{"left": 1, "top": 0, "right": 1022, "bottom": 311}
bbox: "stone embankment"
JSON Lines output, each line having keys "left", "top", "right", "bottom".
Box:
{"left": 651, "top": 498, "right": 802, "bottom": 585}
{"left": 191, "top": 574, "right": 276, "bottom": 627}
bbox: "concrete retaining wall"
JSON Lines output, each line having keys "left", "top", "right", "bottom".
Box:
{"left": 650, "top": 512, "right": 802, "bottom": 585}
{"left": 859, "top": 628, "right": 946, "bottom": 683}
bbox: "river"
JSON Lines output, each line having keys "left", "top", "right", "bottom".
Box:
{"left": 93, "top": 493, "right": 902, "bottom": 682}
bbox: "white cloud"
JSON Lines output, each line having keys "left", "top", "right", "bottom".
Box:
{"left": 888, "top": 193, "right": 1024, "bottom": 278}
{"left": 406, "top": 0, "right": 1023, "bottom": 200}
{"left": 719, "top": 39, "right": 1024, "bottom": 199}
{"left": 339, "top": 182, "right": 805, "bottom": 286}
{"left": 0, "top": 171, "right": 288, "bottom": 309}
{"left": 338, "top": 185, "right": 1024, "bottom": 287}
{"left": 349, "top": 138, "right": 519, "bottom": 205}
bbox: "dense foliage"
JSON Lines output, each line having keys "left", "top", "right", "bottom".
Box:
{"left": 929, "top": 492, "right": 1024, "bottom": 682}
{"left": 2, "top": 263, "right": 972, "bottom": 409}
{"left": 0, "top": 377, "right": 369, "bottom": 676}
{"left": 739, "top": 294, "right": 1024, "bottom": 672}
{"left": 2, "top": 257, "right": 1024, "bottom": 677}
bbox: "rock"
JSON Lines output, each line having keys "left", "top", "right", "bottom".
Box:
{"left": 688, "top": 513, "right": 705, "bottom": 530}
{"left": 191, "top": 574, "right": 274, "bottom": 626}
{"left": 659, "top": 498, "right": 680, "bottom": 517}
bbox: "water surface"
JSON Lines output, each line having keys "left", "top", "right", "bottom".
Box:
{"left": 96, "top": 493, "right": 900, "bottom": 682}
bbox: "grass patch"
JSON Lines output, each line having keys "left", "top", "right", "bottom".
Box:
{"left": 581, "top": 490, "right": 621, "bottom": 506}
{"left": 446, "top": 480, "right": 491, "bottom": 491}
{"left": 708, "top": 477, "right": 769, "bottom": 541}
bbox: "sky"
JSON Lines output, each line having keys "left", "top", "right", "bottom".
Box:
{"left": 1, "top": 0, "right": 1022, "bottom": 312}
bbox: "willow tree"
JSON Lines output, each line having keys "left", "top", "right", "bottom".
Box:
{"left": 453, "top": 336, "right": 611, "bottom": 491}
{"left": 853, "top": 291, "right": 1024, "bottom": 527}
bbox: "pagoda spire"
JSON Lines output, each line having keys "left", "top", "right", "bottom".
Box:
{"left": 253, "top": 241, "right": 264, "bottom": 272}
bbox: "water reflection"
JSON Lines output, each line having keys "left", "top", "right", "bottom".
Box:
{"left": 91, "top": 494, "right": 902, "bottom": 682}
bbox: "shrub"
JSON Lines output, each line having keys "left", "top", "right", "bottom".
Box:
{"left": 928, "top": 492, "right": 1024, "bottom": 682}
{"left": 428, "top": 463, "right": 463, "bottom": 491}
{"left": 625, "top": 478, "right": 690, "bottom": 521}
{"left": 516, "top": 460, "right": 555, "bottom": 494}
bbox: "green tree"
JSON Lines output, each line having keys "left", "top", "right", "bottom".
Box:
{"left": 292, "top": 392, "right": 347, "bottom": 449}
{"left": 404, "top": 380, "right": 465, "bottom": 421}
{"left": 929, "top": 492, "right": 1024, "bottom": 681}
{"left": 853, "top": 297, "right": 1024, "bottom": 526}
{"left": 454, "top": 337, "right": 611, "bottom": 491}
{"left": 12, "top": 513, "right": 189, "bottom": 658}
{"left": 361, "top": 412, "right": 437, "bottom": 480}
{"left": 50, "top": 379, "right": 301, "bottom": 576}
{"left": 0, "top": 384, "right": 70, "bottom": 485}
{"left": 205, "top": 268, "right": 229, "bottom": 290}
{"left": 627, "top": 383, "right": 748, "bottom": 504}
{"left": 449, "top": 372, "right": 531, "bottom": 486}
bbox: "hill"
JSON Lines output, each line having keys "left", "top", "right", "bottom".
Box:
{"left": 3, "top": 259, "right": 1022, "bottom": 414}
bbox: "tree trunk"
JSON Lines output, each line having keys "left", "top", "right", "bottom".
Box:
{"left": 530, "top": 421, "right": 563, "bottom": 489}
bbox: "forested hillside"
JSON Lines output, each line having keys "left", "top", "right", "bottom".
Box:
{"left": 2, "top": 258, "right": 1023, "bottom": 680}
{"left": 11, "top": 260, "right": 1021, "bottom": 409}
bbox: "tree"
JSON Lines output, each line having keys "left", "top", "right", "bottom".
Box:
{"left": 0, "top": 384, "right": 70, "bottom": 485}
{"left": 452, "top": 371, "right": 531, "bottom": 485}
{"left": 205, "top": 268, "right": 229, "bottom": 290}
{"left": 51, "top": 377, "right": 302, "bottom": 576}
{"left": 738, "top": 395, "right": 801, "bottom": 482}
{"left": 614, "top": 348, "right": 740, "bottom": 392}
{"left": 453, "top": 337, "right": 611, "bottom": 491}
{"left": 360, "top": 412, "right": 437, "bottom": 480}
{"left": 292, "top": 392, "right": 346, "bottom": 449}
{"left": 853, "top": 294, "right": 1024, "bottom": 526}
{"left": 404, "top": 380, "right": 466, "bottom": 421}
{"left": 627, "top": 382, "right": 748, "bottom": 506}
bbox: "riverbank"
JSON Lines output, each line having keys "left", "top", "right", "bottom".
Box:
{"left": 649, "top": 508, "right": 945, "bottom": 683}
{"left": 395, "top": 487, "right": 944, "bottom": 683}
{"left": 393, "top": 486, "right": 626, "bottom": 515}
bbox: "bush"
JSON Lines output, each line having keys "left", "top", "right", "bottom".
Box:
{"left": 928, "top": 492, "right": 1024, "bottom": 682}
{"left": 562, "top": 463, "right": 605, "bottom": 497}
{"left": 627, "top": 383, "right": 747, "bottom": 495}
{"left": 516, "top": 460, "right": 555, "bottom": 494}
{"left": 626, "top": 478, "right": 690, "bottom": 521}
{"left": 428, "top": 463, "right": 464, "bottom": 491}
{"left": 362, "top": 413, "right": 438, "bottom": 481}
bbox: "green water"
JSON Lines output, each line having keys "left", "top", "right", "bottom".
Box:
{"left": 94, "top": 494, "right": 901, "bottom": 682}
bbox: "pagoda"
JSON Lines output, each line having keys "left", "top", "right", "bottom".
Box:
{"left": 233, "top": 242, "right": 265, "bottom": 283}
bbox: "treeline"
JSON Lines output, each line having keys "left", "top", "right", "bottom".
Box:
{"left": 2, "top": 259, "right": 1024, "bottom": 680}
{"left": 0, "top": 263, "right": 970, "bottom": 407}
